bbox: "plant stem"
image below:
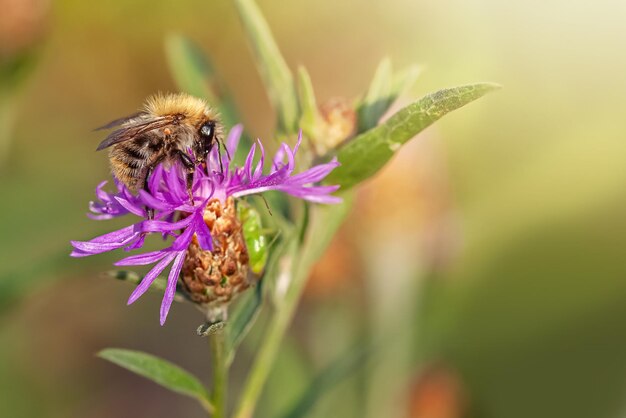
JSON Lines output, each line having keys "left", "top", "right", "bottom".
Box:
{"left": 232, "top": 196, "right": 354, "bottom": 418}
{"left": 232, "top": 253, "right": 308, "bottom": 418}
{"left": 210, "top": 330, "right": 228, "bottom": 418}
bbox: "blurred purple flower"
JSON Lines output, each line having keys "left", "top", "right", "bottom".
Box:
{"left": 71, "top": 125, "right": 340, "bottom": 325}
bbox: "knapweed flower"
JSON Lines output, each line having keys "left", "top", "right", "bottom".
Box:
{"left": 71, "top": 125, "right": 340, "bottom": 325}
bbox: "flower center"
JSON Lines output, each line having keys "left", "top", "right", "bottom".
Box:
{"left": 180, "top": 197, "right": 250, "bottom": 310}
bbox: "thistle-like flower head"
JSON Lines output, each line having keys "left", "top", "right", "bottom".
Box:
{"left": 71, "top": 125, "right": 340, "bottom": 324}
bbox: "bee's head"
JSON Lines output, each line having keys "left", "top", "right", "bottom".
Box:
{"left": 197, "top": 120, "right": 218, "bottom": 160}
{"left": 200, "top": 121, "right": 215, "bottom": 140}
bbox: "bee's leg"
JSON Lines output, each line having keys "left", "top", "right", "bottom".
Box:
{"left": 214, "top": 138, "right": 231, "bottom": 175}
{"left": 220, "top": 138, "right": 232, "bottom": 161}
{"left": 177, "top": 151, "right": 196, "bottom": 205}
{"left": 142, "top": 166, "right": 155, "bottom": 220}
{"left": 216, "top": 140, "right": 224, "bottom": 174}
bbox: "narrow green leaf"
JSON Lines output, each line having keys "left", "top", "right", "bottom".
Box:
{"left": 327, "top": 83, "right": 501, "bottom": 189}
{"left": 297, "top": 66, "right": 323, "bottom": 140}
{"left": 0, "top": 49, "right": 39, "bottom": 94}
{"left": 226, "top": 280, "right": 263, "bottom": 362}
{"left": 299, "top": 191, "right": 355, "bottom": 271}
{"left": 164, "top": 33, "right": 239, "bottom": 128}
{"left": 232, "top": 197, "right": 352, "bottom": 418}
{"left": 165, "top": 34, "right": 216, "bottom": 102}
{"left": 357, "top": 57, "right": 393, "bottom": 132}
{"left": 0, "top": 49, "right": 39, "bottom": 165}
{"left": 233, "top": 0, "right": 299, "bottom": 134}
{"left": 356, "top": 61, "right": 421, "bottom": 134}
{"left": 390, "top": 65, "right": 421, "bottom": 102}
{"left": 98, "top": 348, "right": 212, "bottom": 411}
{"left": 225, "top": 218, "right": 293, "bottom": 364}
{"left": 279, "top": 339, "right": 373, "bottom": 418}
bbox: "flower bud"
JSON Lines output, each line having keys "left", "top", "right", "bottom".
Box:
{"left": 180, "top": 197, "right": 252, "bottom": 315}
{"left": 310, "top": 97, "right": 357, "bottom": 156}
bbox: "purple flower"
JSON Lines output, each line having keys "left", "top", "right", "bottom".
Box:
{"left": 71, "top": 125, "right": 340, "bottom": 325}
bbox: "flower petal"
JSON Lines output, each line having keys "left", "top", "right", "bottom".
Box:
{"left": 225, "top": 124, "right": 243, "bottom": 162}
{"left": 127, "top": 252, "right": 177, "bottom": 305}
{"left": 139, "top": 216, "right": 193, "bottom": 233}
{"left": 70, "top": 225, "right": 138, "bottom": 256}
{"left": 159, "top": 251, "right": 186, "bottom": 325}
{"left": 194, "top": 210, "right": 213, "bottom": 251}
{"left": 113, "top": 196, "right": 145, "bottom": 217}
{"left": 287, "top": 158, "right": 340, "bottom": 184}
{"left": 115, "top": 250, "right": 169, "bottom": 266}
{"left": 243, "top": 142, "right": 257, "bottom": 181}
{"left": 253, "top": 139, "right": 265, "bottom": 180}
{"left": 138, "top": 189, "right": 177, "bottom": 211}
{"left": 169, "top": 216, "right": 198, "bottom": 250}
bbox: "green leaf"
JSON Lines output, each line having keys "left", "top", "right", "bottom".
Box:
{"left": 225, "top": 217, "right": 293, "bottom": 361}
{"left": 357, "top": 57, "right": 393, "bottom": 132}
{"left": 390, "top": 64, "right": 421, "bottom": 103}
{"left": 327, "top": 83, "right": 501, "bottom": 190}
{"left": 98, "top": 348, "right": 213, "bottom": 412}
{"left": 233, "top": 0, "right": 299, "bottom": 134}
{"left": 232, "top": 196, "right": 353, "bottom": 418}
{"left": 279, "top": 338, "right": 373, "bottom": 418}
{"left": 226, "top": 280, "right": 263, "bottom": 363}
{"left": 299, "top": 191, "right": 355, "bottom": 271}
{"left": 297, "top": 66, "right": 323, "bottom": 141}
{"left": 164, "top": 33, "right": 239, "bottom": 128}
{"left": 0, "top": 49, "right": 39, "bottom": 94}
{"left": 358, "top": 61, "right": 421, "bottom": 133}
{"left": 0, "top": 49, "right": 40, "bottom": 165}
{"left": 165, "top": 34, "right": 216, "bottom": 102}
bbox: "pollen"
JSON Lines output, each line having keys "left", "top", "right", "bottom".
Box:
{"left": 180, "top": 197, "right": 251, "bottom": 309}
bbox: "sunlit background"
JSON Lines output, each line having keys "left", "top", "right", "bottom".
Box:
{"left": 2, "top": 0, "right": 626, "bottom": 417}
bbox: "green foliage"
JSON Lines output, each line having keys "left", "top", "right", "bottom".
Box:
{"left": 164, "top": 34, "right": 239, "bottom": 128}
{"left": 279, "top": 338, "right": 373, "bottom": 418}
{"left": 296, "top": 192, "right": 355, "bottom": 274}
{"left": 0, "top": 49, "right": 40, "bottom": 165}
{"left": 296, "top": 66, "right": 323, "bottom": 141}
{"left": 357, "top": 57, "right": 393, "bottom": 132}
{"left": 226, "top": 281, "right": 263, "bottom": 364}
{"left": 97, "top": 348, "right": 213, "bottom": 412}
{"left": 233, "top": 0, "right": 299, "bottom": 134}
{"left": 164, "top": 34, "right": 217, "bottom": 103}
{"left": 356, "top": 58, "right": 421, "bottom": 132}
{"left": 327, "top": 83, "right": 501, "bottom": 189}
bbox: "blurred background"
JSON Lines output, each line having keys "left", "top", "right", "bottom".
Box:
{"left": 2, "top": 0, "right": 626, "bottom": 417}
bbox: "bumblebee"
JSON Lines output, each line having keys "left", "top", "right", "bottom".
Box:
{"left": 96, "top": 92, "right": 223, "bottom": 214}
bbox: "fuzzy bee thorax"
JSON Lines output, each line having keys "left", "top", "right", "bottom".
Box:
{"left": 144, "top": 92, "right": 217, "bottom": 128}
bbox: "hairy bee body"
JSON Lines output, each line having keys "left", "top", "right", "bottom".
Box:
{"left": 97, "top": 93, "right": 222, "bottom": 194}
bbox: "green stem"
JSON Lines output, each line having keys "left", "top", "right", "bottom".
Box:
{"left": 233, "top": 250, "right": 311, "bottom": 418}
{"left": 210, "top": 330, "right": 228, "bottom": 418}
{"left": 233, "top": 195, "right": 354, "bottom": 418}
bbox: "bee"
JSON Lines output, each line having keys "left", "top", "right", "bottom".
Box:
{"left": 96, "top": 93, "right": 224, "bottom": 217}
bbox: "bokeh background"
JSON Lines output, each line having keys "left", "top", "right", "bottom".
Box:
{"left": 2, "top": 0, "right": 626, "bottom": 417}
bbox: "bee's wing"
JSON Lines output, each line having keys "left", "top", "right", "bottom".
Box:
{"left": 96, "top": 117, "right": 174, "bottom": 151}
{"left": 94, "top": 112, "right": 147, "bottom": 131}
